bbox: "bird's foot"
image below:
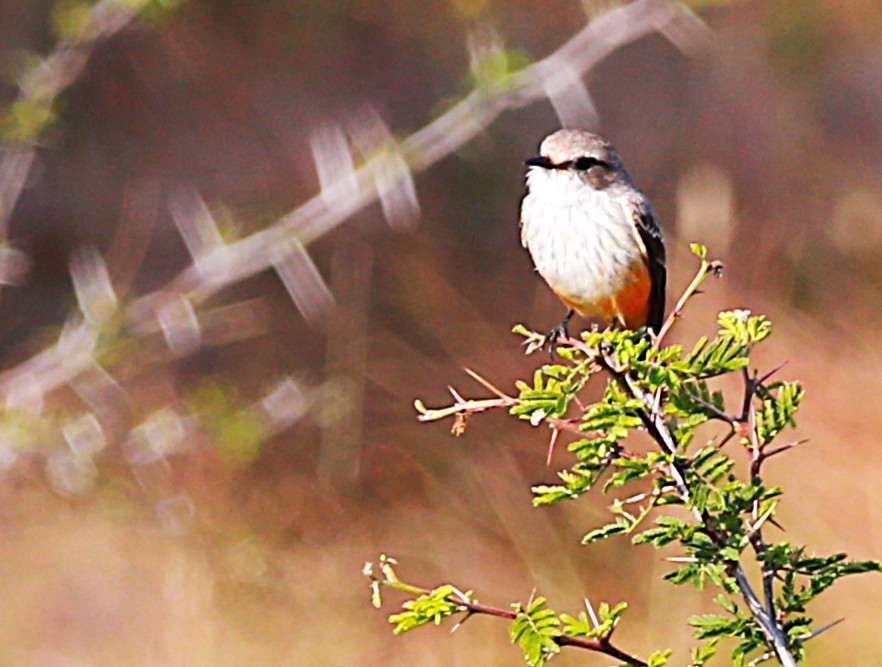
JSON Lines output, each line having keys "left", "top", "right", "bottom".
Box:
{"left": 545, "top": 322, "right": 569, "bottom": 356}
{"left": 545, "top": 310, "right": 575, "bottom": 358}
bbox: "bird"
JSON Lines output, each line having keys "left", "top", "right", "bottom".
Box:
{"left": 519, "top": 129, "right": 666, "bottom": 348}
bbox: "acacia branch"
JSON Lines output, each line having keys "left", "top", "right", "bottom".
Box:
{"left": 654, "top": 252, "right": 724, "bottom": 346}
{"left": 597, "top": 350, "right": 799, "bottom": 667}
{"left": 367, "top": 554, "right": 650, "bottom": 667}
{"left": 441, "top": 589, "right": 648, "bottom": 667}
{"left": 744, "top": 371, "right": 808, "bottom": 626}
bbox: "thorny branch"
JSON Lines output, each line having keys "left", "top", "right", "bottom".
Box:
{"left": 366, "top": 566, "right": 649, "bottom": 667}
{"left": 598, "top": 349, "right": 799, "bottom": 667}
{"left": 590, "top": 273, "right": 800, "bottom": 665}
{"left": 679, "top": 361, "right": 803, "bottom": 650}
{"left": 415, "top": 254, "right": 802, "bottom": 666}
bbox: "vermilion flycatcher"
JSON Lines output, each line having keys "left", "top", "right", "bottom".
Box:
{"left": 520, "top": 129, "right": 666, "bottom": 346}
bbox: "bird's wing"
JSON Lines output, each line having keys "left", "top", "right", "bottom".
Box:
{"left": 630, "top": 198, "right": 667, "bottom": 332}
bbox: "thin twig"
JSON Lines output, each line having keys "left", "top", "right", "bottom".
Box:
{"left": 416, "top": 397, "right": 512, "bottom": 422}
{"left": 798, "top": 617, "right": 844, "bottom": 641}
{"left": 444, "top": 591, "right": 648, "bottom": 667}
{"left": 684, "top": 389, "right": 739, "bottom": 423}
{"left": 546, "top": 426, "right": 561, "bottom": 465}
{"left": 760, "top": 439, "right": 809, "bottom": 463}
{"left": 546, "top": 417, "right": 591, "bottom": 435}
{"left": 367, "top": 561, "right": 650, "bottom": 667}
{"left": 595, "top": 345, "right": 799, "bottom": 667}
{"left": 464, "top": 367, "right": 514, "bottom": 400}
{"left": 654, "top": 256, "right": 724, "bottom": 346}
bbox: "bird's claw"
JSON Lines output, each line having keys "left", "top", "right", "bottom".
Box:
{"left": 545, "top": 310, "right": 575, "bottom": 359}
{"left": 546, "top": 322, "right": 569, "bottom": 357}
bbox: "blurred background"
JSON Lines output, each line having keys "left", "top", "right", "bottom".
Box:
{"left": 0, "top": 0, "right": 880, "bottom": 665}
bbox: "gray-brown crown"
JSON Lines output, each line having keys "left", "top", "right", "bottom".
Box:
{"left": 538, "top": 129, "right": 622, "bottom": 170}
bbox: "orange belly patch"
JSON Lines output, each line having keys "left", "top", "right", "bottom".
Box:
{"left": 610, "top": 261, "right": 652, "bottom": 329}
{"left": 554, "top": 259, "right": 651, "bottom": 329}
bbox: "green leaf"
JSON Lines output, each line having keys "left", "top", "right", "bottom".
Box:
{"left": 509, "top": 598, "right": 561, "bottom": 667}
{"left": 690, "top": 639, "right": 718, "bottom": 665}
{"left": 690, "top": 243, "right": 708, "bottom": 259}
{"left": 700, "top": 454, "right": 736, "bottom": 483}
{"left": 714, "top": 594, "right": 738, "bottom": 615}
{"left": 389, "top": 585, "right": 466, "bottom": 634}
{"left": 633, "top": 515, "right": 692, "bottom": 547}
{"left": 559, "top": 611, "right": 592, "bottom": 637}
{"left": 648, "top": 649, "right": 673, "bottom": 666}
{"left": 559, "top": 602, "right": 627, "bottom": 640}
{"left": 838, "top": 559, "right": 882, "bottom": 575}
{"left": 596, "top": 601, "right": 628, "bottom": 630}
{"left": 583, "top": 517, "right": 631, "bottom": 544}
{"left": 717, "top": 310, "right": 771, "bottom": 348}
{"left": 665, "top": 562, "right": 730, "bottom": 590}
{"left": 510, "top": 363, "right": 592, "bottom": 423}
{"left": 687, "top": 613, "right": 746, "bottom": 638}
{"left": 605, "top": 455, "right": 653, "bottom": 489}
{"left": 532, "top": 483, "right": 580, "bottom": 506}
{"left": 756, "top": 381, "right": 804, "bottom": 444}
{"left": 670, "top": 333, "right": 747, "bottom": 379}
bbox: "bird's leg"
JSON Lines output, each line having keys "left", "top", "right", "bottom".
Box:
{"left": 546, "top": 309, "right": 574, "bottom": 354}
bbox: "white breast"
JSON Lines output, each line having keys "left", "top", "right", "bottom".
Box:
{"left": 521, "top": 167, "right": 642, "bottom": 316}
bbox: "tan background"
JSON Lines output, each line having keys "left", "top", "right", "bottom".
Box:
{"left": 0, "top": 0, "right": 880, "bottom": 665}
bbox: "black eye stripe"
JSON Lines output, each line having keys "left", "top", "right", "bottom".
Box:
{"left": 571, "top": 156, "right": 608, "bottom": 170}
{"left": 525, "top": 156, "right": 610, "bottom": 170}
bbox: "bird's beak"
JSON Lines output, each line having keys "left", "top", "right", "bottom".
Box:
{"left": 525, "top": 156, "right": 554, "bottom": 169}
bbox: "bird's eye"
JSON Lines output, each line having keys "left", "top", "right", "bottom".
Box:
{"left": 574, "top": 156, "right": 604, "bottom": 171}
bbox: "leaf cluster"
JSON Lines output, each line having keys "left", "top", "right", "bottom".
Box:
{"left": 375, "top": 247, "right": 880, "bottom": 666}
{"left": 388, "top": 584, "right": 468, "bottom": 634}
{"left": 509, "top": 598, "right": 562, "bottom": 667}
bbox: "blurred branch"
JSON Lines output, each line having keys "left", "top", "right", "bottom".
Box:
{"left": 0, "top": 0, "right": 711, "bottom": 487}
{"left": 0, "top": 0, "right": 164, "bottom": 234}
{"left": 0, "top": 0, "right": 709, "bottom": 406}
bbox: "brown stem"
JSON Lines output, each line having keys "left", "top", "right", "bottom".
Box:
{"left": 449, "top": 594, "right": 647, "bottom": 667}
{"left": 546, "top": 416, "right": 592, "bottom": 435}
{"left": 557, "top": 635, "right": 648, "bottom": 667}
{"left": 745, "top": 370, "right": 802, "bottom": 634}
{"left": 684, "top": 389, "right": 739, "bottom": 424}
{"left": 594, "top": 348, "right": 799, "bottom": 667}
{"left": 654, "top": 258, "right": 724, "bottom": 346}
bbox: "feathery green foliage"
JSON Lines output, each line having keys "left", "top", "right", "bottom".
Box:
{"left": 368, "top": 246, "right": 880, "bottom": 666}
